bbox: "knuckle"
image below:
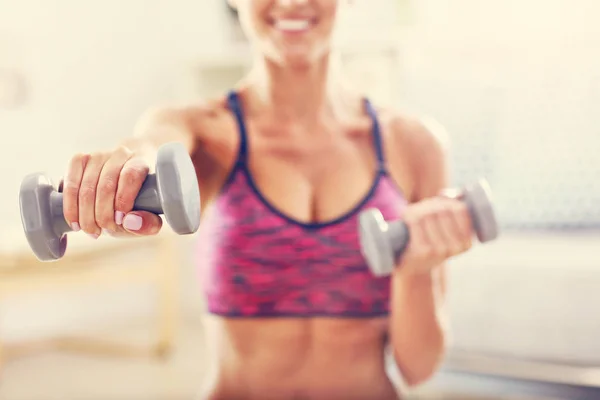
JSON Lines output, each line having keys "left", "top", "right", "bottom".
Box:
{"left": 407, "top": 218, "right": 423, "bottom": 231}
{"left": 114, "top": 145, "right": 133, "bottom": 158}
{"left": 431, "top": 197, "right": 447, "bottom": 210}
{"left": 440, "top": 206, "right": 455, "bottom": 218}
{"left": 121, "top": 165, "right": 148, "bottom": 186}
{"left": 424, "top": 212, "right": 438, "bottom": 226}
{"left": 62, "top": 183, "right": 79, "bottom": 197}
{"left": 63, "top": 173, "right": 82, "bottom": 191}
{"left": 71, "top": 152, "right": 84, "bottom": 161}
{"left": 432, "top": 208, "right": 450, "bottom": 222}
{"left": 90, "top": 151, "right": 107, "bottom": 160}
{"left": 98, "top": 176, "right": 118, "bottom": 196}
{"left": 79, "top": 184, "right": 97, "bottom": 203}
{"left": 71, "top": 152, "right": 89, "bottom": 166}
{"left": 417, "top": 245, "right": 434, "bottom": 260}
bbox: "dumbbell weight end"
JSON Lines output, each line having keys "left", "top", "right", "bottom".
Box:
{"left": 358, "top": 210, "right": 410, "bottom": 277}
{"left": 462, "top": 179, "right": 499, "bottom": 243}
{"left": 19, "top": 174, "right": 71, "bottom": 260}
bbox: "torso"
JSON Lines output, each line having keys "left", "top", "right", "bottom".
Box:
{"left": 190, "top": 89, "right": 417, "bottom": 400}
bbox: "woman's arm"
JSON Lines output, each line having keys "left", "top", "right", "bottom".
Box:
{"left": 386, "top": 116, "right": 454, "bottom": 386}
{"left": 121, "top": 104, "right": 200, "bottom": 171}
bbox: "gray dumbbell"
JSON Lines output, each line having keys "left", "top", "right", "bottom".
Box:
{"left": 19, "top": 142, "right": 201, "bottom": 262}
{"left": 358, "top": 179, "right": 499, "bottom": 277}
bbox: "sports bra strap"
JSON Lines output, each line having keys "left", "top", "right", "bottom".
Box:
{"left": 227, "top": 90, "right": 249, "bottom": 165}
{"left": 364, "top": 99, "right": 387, "bottom": 173}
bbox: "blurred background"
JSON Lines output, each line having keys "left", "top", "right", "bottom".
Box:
{"left": 1, "top": 0, "right": 599, "bottom": 399}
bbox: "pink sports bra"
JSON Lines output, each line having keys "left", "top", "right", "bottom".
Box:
{"left": 196, "top": 91, "right": 407, "bottom": 317}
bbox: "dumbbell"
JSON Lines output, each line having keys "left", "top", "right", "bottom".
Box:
{"left": 19, "top": 142, "right": 201, "bottom": 262}
{"left": 358, "top": 179, "right": 499, "bottom": 277}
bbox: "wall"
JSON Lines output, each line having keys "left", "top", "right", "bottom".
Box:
{"left": 0, "top": 0, "right": 237, "bottom": 341}
{"left": 399, "top": 0, "right": 600, "bottom": 229}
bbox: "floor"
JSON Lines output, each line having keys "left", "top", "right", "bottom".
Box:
{"left": 0, "top": 319, "right": 597, "bottom": 400}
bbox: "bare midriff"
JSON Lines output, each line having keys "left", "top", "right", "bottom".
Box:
{"left": 198, "top": 316, "right": 400, "bottom": 400}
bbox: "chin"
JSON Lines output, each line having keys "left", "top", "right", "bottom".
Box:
{"left": 270, "top": 46, "right": 330, "bottom": 69}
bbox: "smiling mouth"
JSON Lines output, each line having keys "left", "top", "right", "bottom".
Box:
{"left": 270, "top": 18, "right": 317, "bottom": 33}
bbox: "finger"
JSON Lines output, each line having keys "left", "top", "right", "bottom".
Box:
{"left": 95, "top": 147, "right": 134, "bottom": 232}
{"left": 114, "top": 157, "right": 150, "bottom": 225}
{"left": 122, "top": 211, "right": 163, "bottom": 236}
{"left": 406, "top": 220, "right": 436, "bottom": 275}
{"left": 78, "top": 153, "right": 107, "bottom": 237}
{"left": 434, "top": 202, "right": 463, "bottom": 255}
{"left": 422, "top": 208, "right": 448, "bottom": 259}
{"left": 452, "top": 202, "right": 473, "bottom": 251}
{"left": 62, "top": 154, "right": 90, "bottom": 232}
{"left": 403, "top": 213, "right": 430, "bottom": 261}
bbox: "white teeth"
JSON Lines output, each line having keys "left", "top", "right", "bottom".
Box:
{"left": 274, "top": 19, "right": 311, "bottom": 31}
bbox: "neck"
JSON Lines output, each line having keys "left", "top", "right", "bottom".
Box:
{"left": 246, "top": 53, "right": 351, "bottom": 124}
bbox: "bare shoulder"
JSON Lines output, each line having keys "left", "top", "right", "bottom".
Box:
{"left": 376, "top": 107, "right": 451, "bottom": 200}
{"left": 135, "top": 95, "right": 233, "bottom": 142}
{"left": 380, "top": 107, "right": 450, "bottom": 162}
{"left": 133, "top": 95, "right": 240, "bottom": 199}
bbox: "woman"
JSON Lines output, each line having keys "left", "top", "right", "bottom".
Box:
{"left": 61, "top": 0, "right": 474, "bottom": 398}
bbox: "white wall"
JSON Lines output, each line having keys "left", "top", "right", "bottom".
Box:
{"left": 400, "top": 0, "right": 600, "bottom": 229}
{"left": 0, "top": 0, "right": 237, "bottom": 341}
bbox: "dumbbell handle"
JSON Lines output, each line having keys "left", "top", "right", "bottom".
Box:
{"left": 49, "top": 174, "right": 162, "bottom": 236}
{"left": 387, "top": 220, "right": 411, "bottom": 260}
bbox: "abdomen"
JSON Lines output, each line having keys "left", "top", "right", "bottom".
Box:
{"left": 200, "top": 316, "right": 400, "bottom": 400}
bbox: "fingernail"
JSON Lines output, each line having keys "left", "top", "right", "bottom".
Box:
{"left": 115, "top": 211, "right": 124, "bottom": 225}
{"left": 123, "top": 214, "right": 142, "bottom": 231}
{"left": 102, "top": 228, "right": 114, "bottom": 236}
{"left": 71, "top": 222, "right": 80, "bottom": 232}
{"left": 88, "top": 233, "right": 99, "bottom": 240}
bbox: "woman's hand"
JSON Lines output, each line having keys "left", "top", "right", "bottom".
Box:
{"left": 61, "top": 146, "right": 163, "bottom": 239}
{"left": 397, "top": 195, "right": 473, "bottom": 276}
